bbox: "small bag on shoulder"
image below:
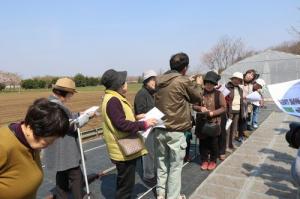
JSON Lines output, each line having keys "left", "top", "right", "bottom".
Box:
{"left": 116, "top": 134, "right": 144, "bottom": 156}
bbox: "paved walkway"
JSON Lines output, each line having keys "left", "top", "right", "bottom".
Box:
{"left": 190, "top": 112, "right": 299, "bottom": 199}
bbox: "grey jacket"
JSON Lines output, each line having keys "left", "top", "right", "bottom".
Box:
{"left": 43, "top": 95, "right": 89, "bottom": 171}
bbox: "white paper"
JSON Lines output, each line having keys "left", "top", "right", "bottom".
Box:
{"left": 78, "top": 106, "right": 99, "bottom": 120}
{"left": 217, "top": 84, "right": 230, "bottom": 97}
{"left": 246, "top": 91, "right": 262, "bottom": 102}
{"left": 225, "top": 118, "right": 232, "bottom": 130}
{"left": 268, "top": 79, "right": 300, "bottom": 117}
{"left": 139, "top": 107, "right": 165, "bottom": 138}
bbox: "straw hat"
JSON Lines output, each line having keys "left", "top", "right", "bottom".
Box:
{"left": 53, "top": 78, "right": 77, "bottom": 93}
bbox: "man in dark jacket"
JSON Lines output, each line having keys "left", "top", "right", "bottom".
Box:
{"left": 134, "top": 69, "right": 157, "bottom": 183}
{"left": 154, "top": 52, "right": 203, "bottom": 199}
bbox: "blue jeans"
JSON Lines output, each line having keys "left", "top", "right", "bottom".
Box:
{"left": 252, "top": 105, "right": 260, "bottom": 126}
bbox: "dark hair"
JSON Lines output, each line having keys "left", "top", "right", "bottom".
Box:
{"left": 24, "top": 98, "right": 69, "bottom": 138}
{"left": 244, "top": 69, "right": 259, "bottom": 83}
{"left": 170, "top": 52, "right": 189, "bottom": 72}
{"left": 52, "top": 88, "right": 70, "bottom": 98}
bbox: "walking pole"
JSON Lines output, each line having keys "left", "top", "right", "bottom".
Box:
{"left": 76, "top": 123, "right": 91, "bottom": 199}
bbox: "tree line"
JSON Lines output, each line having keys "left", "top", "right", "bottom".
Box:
{"left": 21, "top": 73, "right": 101, "bottom": 89}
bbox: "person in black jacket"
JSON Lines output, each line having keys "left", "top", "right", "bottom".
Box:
{"left": 134, "top": 70, "right": 157, "bottom": 184}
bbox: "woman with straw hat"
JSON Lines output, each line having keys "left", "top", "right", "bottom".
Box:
{"left": 44, "top": 77, "right": 93, "bottom": 199}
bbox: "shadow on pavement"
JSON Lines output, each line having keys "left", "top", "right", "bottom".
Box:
{"left": 242, "top": 148, "right": 298, "bottom": 198}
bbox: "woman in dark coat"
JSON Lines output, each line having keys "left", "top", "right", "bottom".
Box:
{"left": 193, "top": 71, "right": 226, "bottom": 170}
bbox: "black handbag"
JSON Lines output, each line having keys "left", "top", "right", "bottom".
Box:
{"left": 201, "top": 121, "right": 221, "bottom": 137}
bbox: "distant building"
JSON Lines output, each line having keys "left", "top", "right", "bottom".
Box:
{"left": 221, "top": 50, "right": 300, "bottom": 84}
{"left": 221, "top": 50, "right": 300, "bottom": 97}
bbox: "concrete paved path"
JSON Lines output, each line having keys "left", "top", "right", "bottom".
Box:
{"left": 190, "top": 112, "right": 299, "bottom": 199}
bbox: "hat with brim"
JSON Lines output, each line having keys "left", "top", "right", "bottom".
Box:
{"left": 255, "top": 79, "right": 266, "bottom": 87}
{"left": 230, "top": 72, "right": 243, "bottom": 80}
{"left": 53, "top": 77, "right": 77, "bottom": 93}
{"left": 204, "top": 71, "right": 221, "bottom": 85}
{"left": 143, "top": 70, "right": 157, "bottom": 81}
{"left": 101, "top": 69, "right": 127, "bottom": 91}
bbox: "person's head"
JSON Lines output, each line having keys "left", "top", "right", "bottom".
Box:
{"left": 101, "top": 69, "right": 128, "bottom": 95}
{"left": 244, "top": 69, "right": 258, "bottom": 83}
{"left": 230, "top": 72, "right": 243, "bottom": 86}
{"left": 253, "top": 78, "right": 265, "bottom": 90}
{"left": 143, "top": 70, "right": 157, "bottom": 90}
{"left": 23, "top": 98, "right": 70, "bottom": 149}
{"left": 170, "top": 52, "right": 189, "bottom": 75}
{"left": 204, "top": 71, "right": 221, "bottom": 91}
{"left": 52, "top": 77, "right": 77, "bottom": 103}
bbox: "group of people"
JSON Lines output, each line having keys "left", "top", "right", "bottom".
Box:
{"left": 101, "top": 52, "right": 266, "bottom": 199}
{"left": 0, "top": 52, "right": 266, "bottom": 199}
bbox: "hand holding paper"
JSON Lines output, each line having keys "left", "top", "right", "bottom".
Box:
{"left": 246, "top": 91, "right": 262, "bottom": 102}
{"left": 139, "top": 107, "right": 165, "bottom": 138}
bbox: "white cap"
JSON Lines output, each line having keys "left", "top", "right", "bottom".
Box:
{"left": 143, "top": 70, "right": 157, "bottom": 81}
{"left": 231, "top": 72, "right": 243, "bottom": 80}
{"left": 255, "top": 79, "right": 266, "bottom": 87}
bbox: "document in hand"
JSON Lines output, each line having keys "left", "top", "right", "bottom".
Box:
{"left": 139, "top": 107, "right": 165, "bottom": 138}
{"left": 217, "top": 84, "right": 230, "bottom": 97}
{"left": 78, "top": 106, "right": 99, "bottom": 120}
{"left": 268, "top": 79, "right": 300, "bottom": 117}
{"left": 246, "top": 91, "right": 262, "bottom": 102}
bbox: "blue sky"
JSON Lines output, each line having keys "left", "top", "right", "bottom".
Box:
{"left": 0, "top": 1, "right": 299, "bottom": 78}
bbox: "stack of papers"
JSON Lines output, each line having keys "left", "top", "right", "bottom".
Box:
{"left": 139, "top": 107, "right": 165, "bottom": 138}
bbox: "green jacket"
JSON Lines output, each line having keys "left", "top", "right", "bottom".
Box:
{"left": 155, "top": 70, "right": 203, "bottom": 131}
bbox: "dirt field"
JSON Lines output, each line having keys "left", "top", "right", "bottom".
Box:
{"left": 0, "top": 89, "right": 137, "bottom": 131}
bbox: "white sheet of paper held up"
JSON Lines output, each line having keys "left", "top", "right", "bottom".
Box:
{"left": 246, "top": 91, "right": 262, "bottom": 102}
{"left": 139, "top": 107, "right": 165, "bottom": 138}
{"left": 78, "top": 106, "right": 99, "bottom": 120}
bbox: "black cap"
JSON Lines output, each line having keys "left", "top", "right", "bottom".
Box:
{"left": 204, "top": 71, "right": 221, "bottom": 85}
{"left": 101, "top": 69, "right": 127, "bottom": 91}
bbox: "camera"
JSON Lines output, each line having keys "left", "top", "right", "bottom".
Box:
{"left": 286, "top": 122, "right": 300, "bottom": 149}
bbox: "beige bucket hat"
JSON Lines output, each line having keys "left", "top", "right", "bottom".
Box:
{"left": 53, "top": 77, "right": 77, "bottom": 93}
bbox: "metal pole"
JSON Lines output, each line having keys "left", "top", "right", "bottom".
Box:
{"left": 77, "top": 125, "right": 91, "bottom": 199}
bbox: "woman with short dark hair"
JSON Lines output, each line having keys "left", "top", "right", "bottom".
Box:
{"left": 0, "top": 98, "right": 69, "bottom": 199}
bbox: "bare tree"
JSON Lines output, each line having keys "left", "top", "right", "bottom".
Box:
{"left": 201, "top": 36, "right": 254, "bottom": 74}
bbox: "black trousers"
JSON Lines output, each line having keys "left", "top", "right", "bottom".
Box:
{"left": 218, "top": 113, "right": 227, "bottom": 155}
{"left": 115, "top": 158, "right": 138, "bottom": 199}
{"left": 199, "top": 136, "right": 219, "bottom": 162}
{"left": 55, "top": 166, "right": 84, "bottom": 199}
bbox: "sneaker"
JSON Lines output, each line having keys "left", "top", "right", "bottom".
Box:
{"left": 237, "top": 136, "right": 244, "bottom": 143}
{"left": 253, "top": 124, "right": 258, "bottom": 129}
{"left": 200, "top": 161, "right": 209, "bottom": 170}
{"left": 207, "top": 161, "right": 217, "bottom": 170}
